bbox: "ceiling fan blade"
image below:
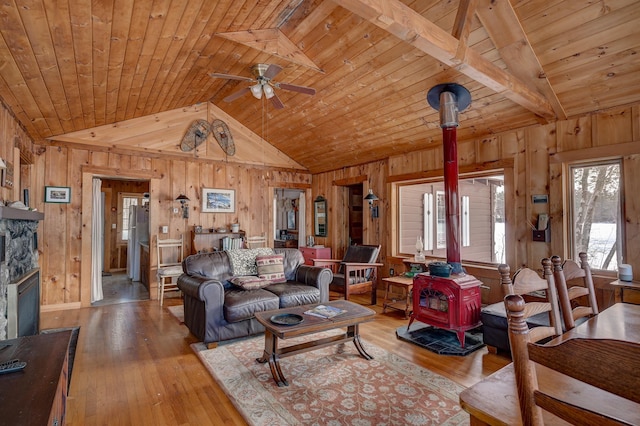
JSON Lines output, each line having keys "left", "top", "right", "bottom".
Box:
{"left": 264, "top": 64, "right": 283, "bottom": 80}
{"left": 270, "top": 92, "right": 285, "bottom": 109}
{"left": 210, "top": 72, "right": 254, "bottom": 82}
{"left": 223, "top": 87, "right": 250, "bottom": 102}
{"left": 278, "top": 82, "right": 316, "bottom": 96}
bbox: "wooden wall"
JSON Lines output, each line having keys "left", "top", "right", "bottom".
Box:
{"left": 313, "top": 105, "right": 640, "bottom": 305}
{"left": 1, "top": 99, "right": 639, "bottom": 310}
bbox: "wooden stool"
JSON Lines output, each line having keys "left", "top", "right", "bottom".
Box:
{"left": 382, "top": 276, "right": 413, "bottom": 318}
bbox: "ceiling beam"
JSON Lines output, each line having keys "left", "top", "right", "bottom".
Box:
{"left": 338, "top": 0, "right": 556, "bottom": 120}
{"left": 215, "top": 28, "right": 323, "bottom": 72}
{"left": 475, "top": 0, "right": 566, "bottom": 119}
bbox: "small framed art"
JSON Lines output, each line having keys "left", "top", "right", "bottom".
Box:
{"left": 44, "top": 186, "right": 71, "bottom": 203}
{"left": 202, "top": 188, "right": 235, "bottom": 213}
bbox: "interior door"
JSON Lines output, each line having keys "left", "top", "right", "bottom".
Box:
{"left": 347, "top": 184, "right": 363, "bottom": 245}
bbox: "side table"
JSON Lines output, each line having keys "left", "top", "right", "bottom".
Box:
{"left": 382, "top": 276, "right": 413, "bottom": 318}
{"left": 605, "top": 279, "right": 640, "bottom": 304}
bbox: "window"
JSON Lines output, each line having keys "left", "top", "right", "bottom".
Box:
{"left": 398, "top": 174, "right": 505, "bottom": 264}
{"left": 569, "top": 161, "right": 622, "bottom": 271}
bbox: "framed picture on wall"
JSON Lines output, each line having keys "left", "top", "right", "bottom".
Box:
{"left": 202, "top": 188, "right": 235, "bottom": 213}
{"left": 44, "top": 186, "right": 71, "bottom": 203}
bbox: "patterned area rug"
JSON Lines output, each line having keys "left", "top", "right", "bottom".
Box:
{"left": 166, "top": 304, "right": 184, "bottom": 323}
{"left": 192, "top": 332, "right": 469, "bottom": 425}
{"left": 396, "top": 324, "right": 485, "bottom": 356}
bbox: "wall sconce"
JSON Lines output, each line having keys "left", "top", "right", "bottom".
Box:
{"left": 364, "top": 189, "right": 379, "bottom": 219}
{"left": 175, "top": 194, "right": 190, "bottom": 219}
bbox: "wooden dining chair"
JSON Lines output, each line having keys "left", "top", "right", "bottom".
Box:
{"left": 156, "top": 235, "right": 185, "bottom": 306}
{"left": 499, "top": 259, "right": 563, "bottom": 345}
{"left": 551, "top": 252, "right": 599, "bottom": 330}
{"left": 245, "top": 235, "right": 267, "bottom": 249}
{"left": 312, "top": 244, "right": 382, "bottom": 305}
{"left": 506, "top": 293, "right": 640, "bottom": 425}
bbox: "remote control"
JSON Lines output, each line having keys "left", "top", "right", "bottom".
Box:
{"left": 0, "top": 360, "right": 26, "bottom": 374}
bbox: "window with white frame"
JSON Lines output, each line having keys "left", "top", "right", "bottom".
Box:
{"left": 398, "top": 174, "right": 504, "bottom": 264}
{"left": 569, "top": 160, "right": 622, "bottom": 271}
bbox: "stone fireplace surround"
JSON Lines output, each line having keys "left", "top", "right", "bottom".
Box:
{"left": 0, "top": 206, "right": 44, "bottom": 340}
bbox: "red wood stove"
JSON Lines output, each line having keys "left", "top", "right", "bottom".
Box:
{"left": 408, "top": 273, "right": 482, "bottom": 347}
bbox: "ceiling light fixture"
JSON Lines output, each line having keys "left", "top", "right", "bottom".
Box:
{"left": 250, "top": 84, "right": 263, "bottom": 99}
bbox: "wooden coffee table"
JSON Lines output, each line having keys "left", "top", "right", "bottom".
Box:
{"left": 254, "top": 300, "right": 376, "bottom": 386}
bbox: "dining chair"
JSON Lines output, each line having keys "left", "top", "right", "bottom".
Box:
{"left": 506, "top": 293, "right": 640, "bottom": 425}
{"left": 500, "top": 259, "right": 563, "bottom": 345}
{"left": 156, "top": 235, "right": 184, "bottom": 306}
{"left": 551, "top": 252, "right": 599, "bottom": 330}
{"left": 312, "top": 244, "right": 382, "bottom": 304}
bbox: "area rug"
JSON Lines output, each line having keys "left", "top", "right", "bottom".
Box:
{"left": 396, "top": 324, "right": 484, "bottom": 356}
{"left": 193, "top": 332, "right": 469, "bottom": 425}
{"left": 166, "top": 304, "right": 184, "bottom": 323}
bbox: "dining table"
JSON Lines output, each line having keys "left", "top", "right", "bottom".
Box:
{"left": 459, "top": 303, "right": 640, "bottom": 425}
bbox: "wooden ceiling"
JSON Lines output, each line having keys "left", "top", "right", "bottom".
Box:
{"left": 1, "top": 0, "right": 639, "bottom": 174}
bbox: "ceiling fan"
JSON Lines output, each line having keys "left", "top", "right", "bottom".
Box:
{"left": 210, "top": 64, "right": 316, "bottom": 109}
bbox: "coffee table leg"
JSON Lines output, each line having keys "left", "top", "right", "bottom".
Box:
{"left": 256, "top": 331, "right": 288, "bottom": 386}
{"left": 350, "top": 324, "right": 373, "bottom": 360}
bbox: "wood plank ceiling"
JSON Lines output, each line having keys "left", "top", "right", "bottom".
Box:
{"left": 1, "top": 0, "right": 639, "bottom": 174}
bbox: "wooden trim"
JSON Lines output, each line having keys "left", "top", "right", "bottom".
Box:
{"left": 41, "top": 302, "right": 82, "bottom": 312}
{"left": 549, "top": 140, "right": 640, "bottom": 163}
{"left": 82, "top": 165, "right": 164, "bottom": 180}
{"left": 333, "top": 175, "right": 367, "bottom": 186}
{"left": 45, "top": 140, "right": 309, "bottom": 173}
{"left": 387, "top": 159, "right": 514, "bottom": 183}
{"left": 271, "top": 181, "right": 312, "bottom": 189}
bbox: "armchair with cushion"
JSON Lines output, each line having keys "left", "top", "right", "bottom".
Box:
{"left": 312, "top": 244, "right": 382, "bottom": 305}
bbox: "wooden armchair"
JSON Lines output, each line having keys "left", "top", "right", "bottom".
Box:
{"left": 506, "top": 294, "right": 640, "bottom": 425}
{"left": 551, "top": 252, "right": 599, "bottom": 330}
{"left": 312, "top": 244, "right": 382, "bottom": 305}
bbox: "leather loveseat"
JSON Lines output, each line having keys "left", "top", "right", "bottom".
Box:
{"left": 177, "top": 248, "right": 333, "bottom": 346}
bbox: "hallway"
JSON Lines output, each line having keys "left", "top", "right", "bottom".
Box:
{"left": 92, "top": 272, "right": 149, "bottom": 307}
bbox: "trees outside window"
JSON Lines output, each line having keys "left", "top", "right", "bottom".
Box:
{"left": 570, "top": 161, "right": 622, "bottom": 271}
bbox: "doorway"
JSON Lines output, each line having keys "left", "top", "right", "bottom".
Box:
{"left": 96, "top": 178, "right": 150, "bottom": 306}
{"left": 347, "top": 184, "right": 364, "bottom": 246}
{"left": 273, "top": 188, "right": 305, "bottom": 247}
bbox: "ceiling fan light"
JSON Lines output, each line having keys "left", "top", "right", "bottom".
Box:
{"left": 250, "top": 84, "right": 263, "bottom": 99}
{"left": 263, "top": 84, "right": 275, "bottom": 99}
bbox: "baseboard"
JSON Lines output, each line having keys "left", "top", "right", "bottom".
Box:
{"left": 41, "top": 302, "right": 82, "bottom": 312}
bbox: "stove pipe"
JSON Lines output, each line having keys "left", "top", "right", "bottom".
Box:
{"left": 427, "top": 84, "right": 471, "bottom": 275}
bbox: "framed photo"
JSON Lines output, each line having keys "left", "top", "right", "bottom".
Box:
{"left": 202, "top": 188, "right": 235, "bottom": 213}
{"left": 44, "top": 186, "right": 71, "bottom": 203}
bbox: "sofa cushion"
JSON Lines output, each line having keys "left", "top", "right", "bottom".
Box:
{"left": 256, "top": 254, "right": 286, "bottom": 283}
{"left": 229, "top": 275, "right": 273, "bottom": 290}
{"left": 265, "top": 282, "right": 321, "bottom": 308}
{"left": 223, "top": 288, "right": 280, "bottom": 323}
{"left": 273, "top": 248, "right": 305, "bottom": 281}
{"left": 227, "top": 248, "right": 274, "bottom": 276}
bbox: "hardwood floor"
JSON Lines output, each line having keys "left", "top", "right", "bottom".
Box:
{"left": 41, "top": 294, "right": 511, "bottom": 425}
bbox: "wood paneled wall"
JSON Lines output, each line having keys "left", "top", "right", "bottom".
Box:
{"left": 313, "top": 106, "right": 640, "bottom": 304}
{"left": 32, "top": 144, "right": 310, "bottom": 308}
{"left": 1, "top": 100, "right": 639, "bottom": 309}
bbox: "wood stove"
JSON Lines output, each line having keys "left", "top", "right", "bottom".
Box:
{"left": 408, "top": 273, "right": 481, "bottom": 347}
{"left": 407, "top": 83, "right": 482, "bottom": 348}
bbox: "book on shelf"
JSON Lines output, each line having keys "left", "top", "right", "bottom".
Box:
{"left": 304, "top": 304, "right": 347, "bottom": 319}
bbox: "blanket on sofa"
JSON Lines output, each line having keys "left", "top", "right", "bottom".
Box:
{"left": 226, "top": 248, "right": 274, "bottom": 276}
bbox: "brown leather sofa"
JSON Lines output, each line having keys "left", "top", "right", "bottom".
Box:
{"left": 177, "top": 248, "right": 332, "bottom": 346}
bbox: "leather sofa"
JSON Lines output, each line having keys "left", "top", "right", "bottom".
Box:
{"left": 177, "top": 248, "right": 333, "bottom": 346}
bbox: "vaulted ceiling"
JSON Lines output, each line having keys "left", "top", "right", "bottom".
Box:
{"left": 1, "top": 0, "right": 639, "bottom": 174}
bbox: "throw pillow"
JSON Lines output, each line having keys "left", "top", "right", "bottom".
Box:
{"left": 256, "top": 254, "right": 286, "bottom": 283}
{"left": 227, "top": 248, "right": 274, "bottom": 276}
{"left": 229, "top": 275, "right": 272, "bottom": 290}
